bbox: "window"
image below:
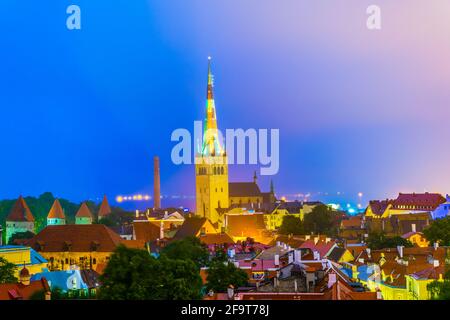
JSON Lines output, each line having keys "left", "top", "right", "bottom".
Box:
{"left": 221, "top": 167, "right": 224, "bottom": 175}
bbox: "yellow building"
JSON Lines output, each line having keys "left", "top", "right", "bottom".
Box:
{"left": 195, "top": 58, "right": 229, "bottom": 227}
{"left": 0, "top": 245, "right": 48, "bottom": 278}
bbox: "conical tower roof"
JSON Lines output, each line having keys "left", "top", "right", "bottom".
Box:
{"left": 98, "top": 195, "right": 112, "bottom": 218}
{"left": 47, "top": 199, "right": 65, "bottom": 219}
{"left": 76, "top": 202, "right": 93, "bottom": 218}
{"left": 6, "top": 196, "right": 35, "bottom": 222}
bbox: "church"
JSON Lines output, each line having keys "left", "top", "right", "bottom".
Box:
{"left": 195, "top": 59, "right": 275, "bottom": 230}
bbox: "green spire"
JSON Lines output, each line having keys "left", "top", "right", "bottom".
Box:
{"left": 202, "top": 57, "right": 224, "bottom": 156}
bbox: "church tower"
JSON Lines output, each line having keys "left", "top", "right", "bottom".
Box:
{"left": 195, "top": 57, "right": 229, "bottom": 227}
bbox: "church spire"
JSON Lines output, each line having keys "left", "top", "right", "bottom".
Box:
{"left": 202, "top": 57, "right": 224, "bottom": 157}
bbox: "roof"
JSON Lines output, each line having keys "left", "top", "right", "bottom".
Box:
{"left": 76, "top": 203, "right": 93, "bottom": 219}
{"left": 393, "top": 193, "right": 446, "bottom": 209}
{"left": 326, "top": 247, "right": 347, "bottom": 262}
{"left": 47, "top": 199, "right": 65, "bottom": 219}
{"left": 31, "top": 270, "right": 88, "bottom": 291}
{"left": 367, "top": 200, "right": 392, "bottom": 216}
{"left": 300, "top": 239, "right": 336, "bottom": 258}
{"left": 226, "top": 214, "right": 268, "bottom": 239}
{"left": 198, "top": 233, "right": 234, "bottom": 245}
{"left": 98, "top": 195, "right": 112, "bottom": 218}
{"left": 410, "top": 265, "right": 445, "bottom": 280}
{"left": 133, "top": 221, "right": 161, "bottom": 242}
{"left": 229, "top": 182, "right": 262, "bottom": 197}
{"left": 6, "top": 196, "right": 35, "bottom": 222}
{"left": 341, "top": 216, "right": 363, "bottom": 229}
{"left": 0, "top": 278, "right": 50, "bottom": 300}
{"left": 25, "top": 224, "right": 125, "bottom": 252}
{"left": 173, "top": 217, "right": 209, "bottom": 240}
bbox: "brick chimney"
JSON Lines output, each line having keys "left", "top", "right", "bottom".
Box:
{"left": 154, "top": 156, "right": 161, "bottom": 209}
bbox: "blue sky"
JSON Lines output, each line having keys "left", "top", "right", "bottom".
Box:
{"left": 1, "top": 1, "right": 450, "bottom": 209}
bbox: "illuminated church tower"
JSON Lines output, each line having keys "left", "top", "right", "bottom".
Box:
{"left": 195, "top": 58, "right": 229, "bottom": 227}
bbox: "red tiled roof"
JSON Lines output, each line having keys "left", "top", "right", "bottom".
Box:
{"left": 98, "top": 195, "right": 112, "bottom": 218}
{"left": 392, "top": 193, "right": 445, "bottom": 209}
{"left": 6, "top": 196, "right": 35, "bottom": 222}
{"left": 76, "top": 202, "right": 93, "bottom": 218}
{"left": 0, "top": 278, "right": 50, "bottom": 300}
{"left": 47, "top": 199, "right": 65, "bottom": 219}
{"left": 341, "top": 216, "right": 363, "bottom": 229}
{"left": 133, "top": 221, "right": 161, "bottom": 242}
{"left": 300, "top": 239, "right": 336, "bottom": 258}
{"left": 25, "top": 224, "right": 125, "bottom": 252}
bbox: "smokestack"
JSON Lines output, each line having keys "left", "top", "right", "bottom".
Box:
{"left": 154, "top": 156, "right": 161, "bottom": 209}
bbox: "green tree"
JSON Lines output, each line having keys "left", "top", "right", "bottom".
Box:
{"left": 303, "top": 205, "right": 340, "bottom": 236}
{"left": 427, "top": 269, "right": 450, "bottom": 300}
{"left": 366, "top": 232, "right": 413, "bottom": 250}
{"left": 206, "top": 258, "right": 248, "bottom": 293}
{"left": 160, "top": 236, "right": 209, "bottom": 268}
{"left": 279, "top": 215, "right": 304, "bottom": 235}
{"left": 8, "top": 231, "right": 35, "bottom": 245}
{"left": 98, "top": 245, "right": 202, "bottom": 300}
{"left": 0, "top": 257, "right": 17, "bottom": 284}
{"left": 423, "top": 217, "right": 450, "bottom": 246}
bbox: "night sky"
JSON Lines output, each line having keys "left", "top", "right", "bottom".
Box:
{"left": 1, "top": 1, "right": 450, "bottom": 209}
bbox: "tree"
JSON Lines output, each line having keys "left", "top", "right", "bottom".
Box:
{"left": 0, "top": 257, "right": 17, "bottom": 284}
{"left": 206, "top": 258, "right": 248, "bottom": 293}
{"left": 160, "top": 236, "right": 209, "bottom": 268}
{"left": 366, "top": 232, "right": 413, "bottom": 250}
{"left": 423, "top": 217, "right": 450, "bottom": 246}
{"left": 427, "top": 269, "right": 450, "bottom": 300}
{"left": 8, "top": 231, "right": 35, "bottom": 245}
{"left": 98, "top": 245, "right": 203, "bottom": 300}
{"left": 303, "top": 205, "right": 340, "bottom": 236}
{"left": 279, "top": 215, "right": 304, "bottom": 235}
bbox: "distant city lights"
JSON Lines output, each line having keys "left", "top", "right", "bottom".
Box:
{"left": 116, "top": 194, "right": 151, "bottom": 203}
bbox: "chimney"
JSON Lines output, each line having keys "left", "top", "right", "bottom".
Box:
{"left": 274, "top": 254, "right": 280, "bottom": 266}
{"left": 294, "top": 249, "right": 301, "bottom": 263}
{"left": 434, "top": 242, "right": 439, "bottom": 250}
{"left": 376, "top": 290, "right": 383, "bottom": 300}
{"left": 313, "top": 251, "right": 320, "bottom": 261}
{"left": 366, "top": 248, "right": 371, "bottom": 258}
{"left": 305, "top": 235, "right": 310, "bottom": 240}
{"left": 227, "top": 285, "right": 235, "bottom": 300}
{"left": 314, "top": 236, "right": 319, "bottom": 245}
{"left": 397, "top": 246, "right": 404, "bottom": 259}
{"left": 160, "top": 221, "right": 164, "bottom": 240}
{"left": 288, "top": 252, "right": 294, "bottom": 264}
{"left": 327, "top": 272, "right": 337, "bottom": 288}
{"left": 154, "top": 156, "right": 161, "bottom": 210}
{"left": 411, "top": 223, "right": 416, "bottom": 233}
{"left": 433, "top": 260, "right": 440, "bottom": 267}
{"left": 326, "top": 237, "right": 331, "bottom": 244}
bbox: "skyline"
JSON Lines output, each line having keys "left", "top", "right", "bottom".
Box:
{"left": 1, "top": 1, "right": 450, "bottom": 208}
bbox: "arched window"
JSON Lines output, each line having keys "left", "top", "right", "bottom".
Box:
{"left": 221, "top": 167, "right": 224, "bottom": 175}
{"left": 213, "top": 167, "right": 217, "bottom": 175}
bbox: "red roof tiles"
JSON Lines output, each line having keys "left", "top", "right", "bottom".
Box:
{"left": 6, "top": 196, "right": 35, "bottom": 222}
{"left": 47, "top": 199, "right": 65, "bottom": 219}
{"left": 76, "top": 202, "right": 93, "bottom": 219}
